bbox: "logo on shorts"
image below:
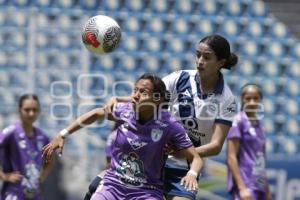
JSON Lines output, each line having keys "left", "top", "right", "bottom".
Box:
{"left": 151, "top": 129, "right": 163, "bottom": 142}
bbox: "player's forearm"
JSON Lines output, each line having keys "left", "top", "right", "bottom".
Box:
{"left": 115, "top": 96, "right": 131, "bottom": 102}
{"left": 189, "top": 155, "right": 204, "bottom": 175}
{"left": 64, "top": 108, "right": 105, "bottom": 135}
{"left": 195, "top": 141, "right": 223, "bottom": 157}
{"left": 0, "top": 168, "right": 6, "bottom": 181}
{"left": 40, "top": 157, "right": 54, "bottom": 183}
{"left": 227, "top": 154, "right": 247, "bottom": 190}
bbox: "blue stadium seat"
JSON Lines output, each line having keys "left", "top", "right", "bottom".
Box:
{"left": 266, "top": 138, "right": 274, "bottom": 153}
{"left": 127, "top": 0, "right": 144, "bottom": 12}
{"left": 145, "top": 36, "right": 161, "bottom": 52}
{"left": 35, "top": 0, "right": 52, "bottom": 7}
{"left": 148, "top": 17, "right": 164, "bottom": 33}
{"left": 173, "top": 18, "right": 189, "bottom": 34}
{"left": 249, "top": 0, "right": 268, "bottom": 17}
{"left": 0, "top": 52, "right": 7, "bottom": 67}
{"left": 266, "top": 41, "right": 284, "bottom": 57}
{"left": 196, "top": 18, "right": 214, "bottom": 35}
{"left": 292, "top": 42, "right": 300, "bottom": 58}
{"left": 56, "top": 0, "right": 76, "bottom": 8}
{"left": 288, "top": 61, "right": 300, "bottom": 78}
{"left": 13, "top": 0, "right": 30, "bottom": 6}
{"left": 0, "top": 70, "right": 9, "bottom": 85}
{"left": 140, "top": 56, "right": 159, "bottom": 73}
{"left": 246, "top": 21, "right": 264, "bottom": 37}
{"left": 285, "top": 99, "right": 298, "bottom": 116}
{"left": 151, "top": 0, "right": 168, "bottom": 13}
{"left": 287, "top": 80, "right": 299, "bottom": 96}
{"left": 124, "top": 17, "right": 140, "bottom": 33}
{"left": 241, "top": 40, "right": 259, "bottom": 56}
{"left": 80, "top": 0, "right": 99, "bottom": 10}
{"left": 262, "top": 61, "right": 280, "bottom": 77}
{"left": 261, "top": 79, "right": 276, "bottom": 96}
{"left": 220, "top": 19, "right": 239, "bottom": 36}
{"left": 263, "top": 97, "right": 275, "bottom": 114}
{"left": 287, "top": 118, "right": 299, "bottom": 136}
{"left": 238, "top": 59, "right": 255, "bottom": 76}
{"left": 263, "top": 118, "right": 274, "bottom": 135}
{"left": 225, "top": 0, "right": 243, "bottom": 16}
{"left": 104, "top": 0, "right": 120, "bottom": 11}
{"left": 12, "top": 11, "right": 27, "bottom": 26}
{"left": 175, "top": 0, "right": 192, "bottom": 14}
{"left": 271, "top": 21, "right": 289, "bottom": 39}
{"left": 201, "top": 0, "right": 217, "bottom": 15}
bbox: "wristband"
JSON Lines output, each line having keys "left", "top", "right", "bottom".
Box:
{"left": 187, "top": 169, "right": 198, "bottom": 177}
{"left": 59, "top": 129, "right": 69, "bottom": 138}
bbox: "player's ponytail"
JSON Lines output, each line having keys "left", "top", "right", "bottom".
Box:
{"left": 199, "top": 34, "right": 238, "bottom": 70}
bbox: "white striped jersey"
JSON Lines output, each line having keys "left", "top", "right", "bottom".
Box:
{"left": 163, "top": 70, "right": 237, "bottom": 169}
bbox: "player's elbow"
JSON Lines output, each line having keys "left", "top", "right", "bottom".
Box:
{"left": 211, "top": 142, "right": 223, "bottom": 156}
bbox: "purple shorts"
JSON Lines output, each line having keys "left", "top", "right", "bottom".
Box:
{"left": 91, "top": 181, "right": 164, "bottom": 200}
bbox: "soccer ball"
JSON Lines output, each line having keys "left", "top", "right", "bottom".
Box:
{"left": 82, "top": 15, "right": 121, "bottom": 55}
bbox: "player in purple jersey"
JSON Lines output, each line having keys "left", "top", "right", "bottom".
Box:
{"left": 0, "top": 94, "right": 54, "bottom": 200}
{"left": 43, "top": 73, "right": 204, "bottom": 200}
{"left": 227, "top": 84, "right": 272, "bottom": 200}
{"left": 103, "top": 34, "right": 238, "bottom": 200}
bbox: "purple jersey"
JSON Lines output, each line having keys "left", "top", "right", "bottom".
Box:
{"left": 102, "top": 102, "right": 192, "bottom": 197}
{"left": 227, "top": 111, "right": 268, "bottom": 193}
{"left": 0, "top": 122, "right": 49, "bottom": 200}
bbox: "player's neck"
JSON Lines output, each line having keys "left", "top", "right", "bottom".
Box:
{"left": 22, "top": 122, "right": 34, "bottom": 137}
{"left": 138, "top": 110, "right": 154, "bottom": 125}
{"left": 200, "top": 73, "right": 219, "bottom": 94}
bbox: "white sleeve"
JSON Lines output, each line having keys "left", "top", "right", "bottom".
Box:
{"left": 162, "top": 70, "right": 182, "bottom": 95}
{"left": 215, "top": 95, "right": 238, "bottom": 126}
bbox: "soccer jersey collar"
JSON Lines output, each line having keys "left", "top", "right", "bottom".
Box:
{"left": 194, "top": 72, "right": 224, "bottom": 95}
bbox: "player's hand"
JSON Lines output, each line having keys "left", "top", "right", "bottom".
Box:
{"left": 267, "top": 188, "right": 272, "bottom": 200}
{"left": 180, "top": 173, "right": 198, "bottom": 192}
{"left": 42, "top": 135, "right": 65, "bottom": 162}
{"left": 239, "top": 188, "right": 252, "bottom": 200}
{"left": 104, "top": 97, "right": 118, "bottom": 115}
{"left": 3, "top": 171, "right": 23, "bottom": 183}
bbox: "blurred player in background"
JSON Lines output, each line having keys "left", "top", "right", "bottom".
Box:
{"left": 104, "top": 34, "right": 238, "bottom": 200}
{"left": 227, "top": 84, "right": 272, "bottom": 200}
{"left": 0, "top": 94, "right": 54, "bottom": 200}
{"left": 43, "top": 73, "right": 204, "bottom": 200}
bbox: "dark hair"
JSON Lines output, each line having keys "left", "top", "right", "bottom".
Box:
{"left": 136, "top": 73, "right": 170, "bottom": 105}
{"left": 240, "top": 83, "right": 263, "bottom": 99}
{"left": 19, "top": 94, "right": 40, "bottom": 108}
{"left": 199, "top": 34, "right": 238, "bottom": 69}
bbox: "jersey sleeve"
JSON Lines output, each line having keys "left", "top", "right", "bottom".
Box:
{"left": 227, "top": 114, "right": 242, "bottom": 139}
{"left": 215, "top": 95, "right": 238, "bottom": 126}
{"left": 162, "top": 71, "right": 182, "bottom": 95}
{"left": 0, "top": 125, "right": 15, "bottom": 146}
{"left": 168, "top": 121, "right": 193, "bottom": 150}
{"left": 112, "top": 102, "right": 131, "bottom": 119}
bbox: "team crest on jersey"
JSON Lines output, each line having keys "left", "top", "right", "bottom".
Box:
{"left": 127, "top": 137, "right": 148, "bottom": 150}
{"left": 19, "top": 140, "right": 27, "bottom": 149}
{"left": 116, "top": 152, "right": 146, "bottom": 187}
{"left": 151, "top": 129, "right": 163, "bottom": 142}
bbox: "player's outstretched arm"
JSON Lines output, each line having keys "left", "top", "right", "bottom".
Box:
{"left": 179, "top": 146, "right": 204, "bottom": 191}
{"left": 42, "top": 108, "right": 108, "bottom": 161}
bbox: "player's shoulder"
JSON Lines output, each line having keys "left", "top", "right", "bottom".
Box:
{"left": 34, "top": 127, "right": 48, "bottom": 139}
{"left": 232, "top": 112, "right": 246, "bottom": 126}
{"left": 1, "top": 124, "right": 17, "bottom": 136}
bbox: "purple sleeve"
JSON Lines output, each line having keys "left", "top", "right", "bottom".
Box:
{"left": 227, "top": 115, "right": 242, "bottom": 139}
{"left": 113, "top": 102, "right": 131, "bottom": 120}
{"left": 0, "top": 125, "right": 15, "bottom": 146}
{"left": 105, "top": 130, "right": 117, "bottom": 157}
{"left": 168, "top": 121, "right": 193, "bottom": 150}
